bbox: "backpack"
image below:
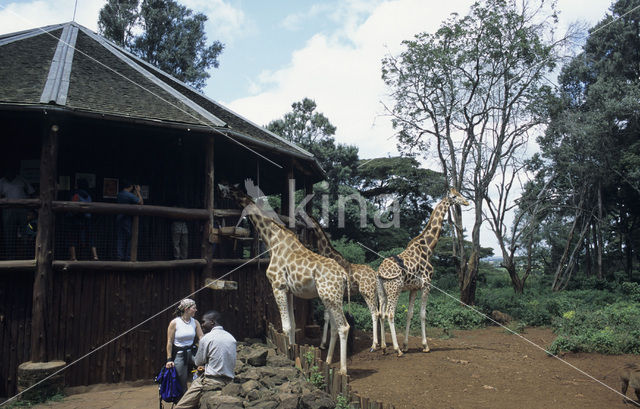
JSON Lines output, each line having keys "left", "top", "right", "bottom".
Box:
{"left": 155, "top": 366, "right": 183, "bottom": 407}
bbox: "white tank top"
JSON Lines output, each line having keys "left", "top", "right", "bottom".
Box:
{"left": 173, "top": 317, "right": 196, "bottom": 347}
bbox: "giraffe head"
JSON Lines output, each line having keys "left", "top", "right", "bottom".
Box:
{"left": 447, "top": 188, "right": 469, "bottom": 207}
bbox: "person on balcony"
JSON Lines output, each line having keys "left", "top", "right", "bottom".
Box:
{"left": 115, "top": 180, "right": 143, "bottom": 261}
{"left": 68, "top": 178, "right": 98, "bottom": 261}
{"left": 0, "top": 164, "right": 35, "bottom": 258}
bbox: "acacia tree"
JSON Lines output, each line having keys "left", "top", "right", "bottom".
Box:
{"left": 98, "top": 0, "right": 224, "bottom": 89}
{"left": 382, "top": 0, "right": 568, "bottom": 303}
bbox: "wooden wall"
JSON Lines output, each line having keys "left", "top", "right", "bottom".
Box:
{"left": 0, "top": 262, "right": 299, "bottom": 398}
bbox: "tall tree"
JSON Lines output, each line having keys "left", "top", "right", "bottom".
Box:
{"left": 98, "top": 0, "right": 224, "bottom": 90}
{"left": 382, "top": 0, "right": 568, "bottom": 304}
{"left": 97, "top": 0, "right": 139, "bottom": 48}
{"left": 266, "top": 98, "right": 360, "bottom": 200}
{"left": 532, "top": 0, "right": 640, "bottom": 286}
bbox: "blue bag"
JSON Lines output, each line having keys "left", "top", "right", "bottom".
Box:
{"left": 155, "top": 366, "right": 183, "bottom": 405}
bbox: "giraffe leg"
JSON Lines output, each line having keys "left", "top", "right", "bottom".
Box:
{"left": 403, "top": 290, "right": 417, "bottom": 352}
{"left": 287, "top": 292, "right": 296, "bottom": 345}
{"left": 324, "top": 302, "right": 349, "bottom": 375}
{"left": 325, "top": 311, "right": 338, "bottom": 365}
{"left": 377, "top": 277, "right": 387, "bottom": 351}
{"left": 362, "top": 290, "right": 379, "bottom": 351}
{"left": 319, "top": 310, "right": 330, "bottom": 350}
{"left": 272, "top": 288, "right": 292, "bottom": 346}
{"left": 384, "top": 282, "right": 402, "bottom": 357}
{"left": 420, "top": 286, "right": 431, "bottom": 352}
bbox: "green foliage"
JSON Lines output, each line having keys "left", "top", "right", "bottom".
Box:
{"left": 331, "top": 238, "right": 365, "bottom": 264}
{"left": 98, "top": 0, "right": 224, "bottom": 89}
{"left": 303, "top": 347, "right": 325, "bottom": 390}
{"left": 335, "top": 394, "right": 352, "bottom": 409}
{"left": 3, "top": 393, "right": 65, "bottom": 407}
{"left": 525, "top": 0, "right": 640, "bottom": 282}
{"left": 549, "top": 302, "right": 640, "bottom": 355}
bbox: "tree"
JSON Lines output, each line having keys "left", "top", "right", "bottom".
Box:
{"left": 266, "top": 98, "right": 360, "bottom": 199}
{"left": 382, "top": 0, "right": 567, "bottom": 303}
{"left": 98, "top": 0, "right": 224, "bottom": 90}
{"left": 98, "top": 0, "right": 138, "bottom": 48}
{"left": 531, "top": 0, "right": 640, "bottom": 287}
{"left": 357, "top": 156, "right": 445, "bottom": 239}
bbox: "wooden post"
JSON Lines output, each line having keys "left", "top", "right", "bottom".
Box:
{"left": 201, "top": 137, "right": 215, "bottom": 277}
{"left": 284, "top": 164, "right": 295, "bottom": 229}
{"left": 31, "top": 123, "right": 58, "bottom": 362}
{"left": 287, "top": 166, "right": 296, "bottom": 230}
{"left": 130, "top": 216, "right": 139, "bottom": 261}
{"left": 304, "top": 178, "right": 313, "bottom": 244}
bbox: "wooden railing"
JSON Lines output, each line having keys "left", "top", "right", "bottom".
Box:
{"left": 266, "top": 324, "right": 396, "bottom": 409}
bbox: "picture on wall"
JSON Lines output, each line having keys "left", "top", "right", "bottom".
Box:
{"left": 103, "top": 178, "right": 119, "bottom": 199}
{"left": 75, "top": 172, "right": 96, "bottom": 189}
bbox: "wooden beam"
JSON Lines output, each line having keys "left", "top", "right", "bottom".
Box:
{"left": 1, "top": 200, "right": 242, "bottom": 219}
{"left": 50, "top": 201, "right": 240, "bottom": 219}
{"left": 130, "top": 216, "right": 139, "bottom": 262}
{"left": 0, "top": 199, "right": 40, "bottom": 208}
{"left": 45, "top": 257, "right": 269, "bottom": 272}
{"left": 31, "top": 122, "right": 58, "bottom": 362}
{"left": 52, "top": 259, "right": 207, "bottom": 271}
{"left": 0, "top": 260, "right": 36, "bottom": 271}
{"left": 202, "top": 137, "right": 215, "bottom": 277}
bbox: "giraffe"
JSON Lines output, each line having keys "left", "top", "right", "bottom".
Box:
{"left": 377, "top": 188, "right": 469, "bottom": 356}
{"left": 303, "top": 214, "right": 384, "bottom": 352}
{"left": 219, "top": 183, "right": 351, "bottom": 374}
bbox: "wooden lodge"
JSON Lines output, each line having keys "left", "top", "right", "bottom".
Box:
{"left": 0, "top": 22, "right": 324, "bottom": 397}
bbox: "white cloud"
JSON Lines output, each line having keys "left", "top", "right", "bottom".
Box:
{"left": 0, "top": 0, "right": 103, "bottom": 34}
{"left": 229, "top": 0, "right": 473, "bottom": 159}
{"left": 180, "top": 0, "right": 251, "bottom": 44}
{"left": 226, "top": 0, "right": 613, "bottom": 251}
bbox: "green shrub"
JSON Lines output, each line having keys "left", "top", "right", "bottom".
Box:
{"left": 332, "top": 238, "right": 366, "bottom": 264}
{"left": 550, "top": 301, "right": 640, "bottom": 354}
{"left": 621, "top": 282, "right": 640, "bottom": 302}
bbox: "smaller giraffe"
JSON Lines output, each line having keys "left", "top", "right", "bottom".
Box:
{"left": 303, "top": 214, "right": 384, "bottom": 352}
{"left": 377, "top": 188, "right": 469, "bottom": 356}
{"left": 219, "top": 183, "right": 351, "bottom": 374}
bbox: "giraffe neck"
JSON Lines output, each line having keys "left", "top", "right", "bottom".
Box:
{"left": 309, "top": 219, "right": 351, "bottom": 272}
{"left": 230, "top": 192, "right": 276, "bottom": 248}
{"left": 415, "top": 197, "right": 451, "bottom": 254}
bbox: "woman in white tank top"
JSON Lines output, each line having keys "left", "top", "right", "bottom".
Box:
{"left": 165, "top": 298, "right": 204, "bottom": 397}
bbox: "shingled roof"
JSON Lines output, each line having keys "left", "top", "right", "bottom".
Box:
{"left": 0, "top": 22, "right": 322, "bottom": 174}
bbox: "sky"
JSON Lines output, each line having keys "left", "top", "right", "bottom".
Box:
{"left": 0, "top": 0, "right": 615, "bottom": 252}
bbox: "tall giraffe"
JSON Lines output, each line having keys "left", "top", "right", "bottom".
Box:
{"left": 377, "top": 188, "right": 469, "bottom": 356}
{"left": 304, "top": 215, "right": 384, "bottom": 351}
{"left": 219, "top": 183, "right": 351, "bottom": 374}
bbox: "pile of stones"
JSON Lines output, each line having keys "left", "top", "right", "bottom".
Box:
{"left": 199, "top": 339, "right": 336, "bottom": 409}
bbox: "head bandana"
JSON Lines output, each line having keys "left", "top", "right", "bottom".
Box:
{"left": 177, "top": 298, "right": 196, "bottom": 312}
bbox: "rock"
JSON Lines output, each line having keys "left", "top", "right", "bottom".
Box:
{"left": 275, "top": 393, "right": 299, "bottom": 409}
{"left": 490, "top": 310, "right": 513, "bottom": 324}
{"left": 245, "top": 401, "right": 278, "bottom": 409}
{"left": 199, "top": 393, "right": 243, "bottom": 409}
{"left": 241, "top": 379, "right": 262, "bottom": 395}
{"left": 299, "top": 390, "right": 336, "bottom": 409}
{"left": 247, "top": 350, "right": 269, "bottom": 367}
{"left": 267, "top": 355, "right": 294, "bottom": 367}
{"left": 221, "top": 383, "right": 242, "bottom": 396}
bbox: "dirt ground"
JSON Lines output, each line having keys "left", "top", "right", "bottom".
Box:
{"left": 24, "top": 326, "right": 639, "bottom": 409}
